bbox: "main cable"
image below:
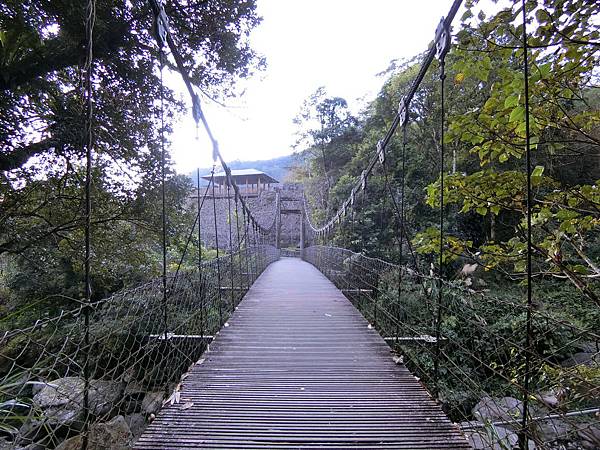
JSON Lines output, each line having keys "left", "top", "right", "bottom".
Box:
{"left": 303, "top": 0, "right": 462, "bottom": 238}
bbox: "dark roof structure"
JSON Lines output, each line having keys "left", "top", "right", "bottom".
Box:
{"left": 201, "top": 168, "right": 279, "bottom": 185}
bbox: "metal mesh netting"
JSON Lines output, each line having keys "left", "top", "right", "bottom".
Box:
{"left": 304, "top": 245, "right": 600, "bottom": 450}
{"left": 0, "top": 244, "right": 279, "bottom": 449}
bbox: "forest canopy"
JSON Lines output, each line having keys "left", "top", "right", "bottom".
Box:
{"left": 0, "top": 0, "right": 264, "bottom": 306}
{"left": 292, "top": 0, "right": 600, "bottom": 304}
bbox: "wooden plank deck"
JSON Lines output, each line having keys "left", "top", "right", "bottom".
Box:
{"left": 135, "top": 258, "right": 469, "bottom": 449}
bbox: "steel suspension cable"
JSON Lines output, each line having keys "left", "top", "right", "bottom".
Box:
{"left": 196, "top": 168, "right": 205, "bottom": 340}
{"left": 158, "top": 48, "right": 169, "bottom": 363}
{"left": 395, "top": 123, "right": 408, "bottom": 344}
{"left": 211, "top": 167, "right": 223, "bottom": 325}
{"left": 149, "top": 0, "right": 274, "bottom": 237}
{"left": 82, "top": 0, "right": 96, "bottom": 446}
{"left": 168, "top": 172, "right": 213, "bottom": 294}
{"left": 227, "top": 183, "right": 234, "bottom": 311}
{"left": 303, "top": 0, "right": 462, "bottom": 238}
{"left": 234, "top": 195, "right": 244, "bottom": 291}
{"left": 520, "top": 0, "right": 534, "bottom": 447}
{"left": 433, "top": 55, "right": 448, "bottom": 399}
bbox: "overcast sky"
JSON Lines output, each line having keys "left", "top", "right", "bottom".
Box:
{"left": 169, "top": 0, "right": 454, "bottom": 173}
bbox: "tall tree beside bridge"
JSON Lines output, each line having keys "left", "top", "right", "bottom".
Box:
{"left": 0, "top": 0, "right": 264, "bottom": 306}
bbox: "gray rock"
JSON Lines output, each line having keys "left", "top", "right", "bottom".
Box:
{"left": 88, "top": 415, "right": 133, "bottom": 450}
{"left": 32, "top": 377, "right": 124, "bottom": 426}
{"left": 534, "top": 417, "right": 571, "bottom": 442}
{"left": 463, "top": 424, "right": 538, "bottom": 450}
{"left": 473, "top": 396, "right": 523, "bottom": 426}
{"left": 463, "top": 425, "right": 518, "bottom": 449}
{"left": 534, "top": 391, "right": 560, "bottom": 409}
{"left": 55, "top": 415, "right": 133, "bottom": 450}
{"left": 124, "top": 413, "right": 146, "bottom": 439}
{"left": 561, "top": 352, "right": 600, "bottom": 368}
{"left": 16, "top": 417, "right": 70, "bottom": 447}
{"left": 121, "top": 394, "right": 143, "bottom": 415}
{"left": 577, "top": 422, "right": 600, "bottom": 450}
{"left": 577, "top": 342, "right": 599, "bottom": 353}
{"left": 33, "top": 378, "right": 82, "bottom": 409}
{"left": 123, "top": 381, "right": 146, "bottom": 396}
{"left": 90, "top": 380, "right": 123, "bottom": 417}
{"left": 122, "top": 381, "right": 147, "bottom": 414}
{"left": 0, "top": 438, "right": 13, "bottom": 450}
{"left": 54, "top": 436, "right": 82, "bottom": 450}
{"left": 141, "top": 392, "right": 164, "bottom": 416}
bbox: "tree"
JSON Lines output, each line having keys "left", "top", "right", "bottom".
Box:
{"left": 0, "top": 0, "right": 264, "bottom": 256}
{"left": 416, "top": 0, "right": 600, "bottom": 303}
{"left": 293, "top": 87, "right": 358, "bottom": 214}
{"left": 0, "top": 1, "right": 265, "bottom": 313}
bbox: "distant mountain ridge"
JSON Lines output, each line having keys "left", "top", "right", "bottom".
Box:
{"left": 187, "top": 154, "right": 296, "bottom": 185}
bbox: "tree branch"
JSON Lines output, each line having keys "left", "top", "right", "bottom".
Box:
{"left": 0, "top": 138, "right": 58, "bottom": 172}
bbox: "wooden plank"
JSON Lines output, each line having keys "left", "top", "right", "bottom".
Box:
{"left": 135, "top": 259, "right": 468, "bottom": 449}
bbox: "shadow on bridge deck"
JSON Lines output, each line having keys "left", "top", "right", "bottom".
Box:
{"left": 134, "top": 258, "right": 469, "bottom": 449}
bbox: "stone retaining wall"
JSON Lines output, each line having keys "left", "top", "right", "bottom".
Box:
{"left": 197, "top": 183, "right": 309, "bottom": 250}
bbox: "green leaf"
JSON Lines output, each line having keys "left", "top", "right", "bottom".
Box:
{"left": 531, "top": 165, "right": 544, "bottom": 178}
{"left": 509, "top": 106, "right": 525, "bottom": 123}
{"left": 537, "top": 63, "right": 551, "bottom": 79}
{"left": 504, "top": 95, "right": 519, "bottom": 108}
{"left": 531, "top": 165, "right": 544, "bottom": 186}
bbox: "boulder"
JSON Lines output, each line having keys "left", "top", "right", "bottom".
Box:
{"left": 55, "top": 415, "right": 133, "bottom": 450}
{"left": 54, "top": 435, "right": 83, "bottom": 450}
{"left": 463, "top": 425, "right": 537, "bottom": 450}
{"left": 121, "top": 381, "right": 147, "bottom": 414}
{"left": 123, "top": 413, "right": 146, "bottom": 439}
{"left": 123, "top": 381, "right": 146, "bottom": 396}
{"left": 560, "top": 352, "right": 600, "bottom": 367}
{"left": 87, "top": 415, "right": 133, "bottom": 450}
{"left": 32, "top": 377, "right": 123, "bottom": 426}
{"left": 577, "top": 422, "right": 600, "bottom": 450}
{"left": 141, "top": 392, "right": 164, "bottom": 416}
{"left": 577, "top": 341, "right": 599, "bottom": 353}
{"left": 17, "top": 415, "right": 73, "bottom": 447}
{"left": 90, "top": 380, "right": 123, "bottom": 417}
{"left": 473, "top": 397, "right": 523, "bottom": 427}
{"left": 533, "top": 417, "right": 571, "bottom": 443}
{"left": 463, "top": 425, "right": 518, "bottom": 449}
{"left": 534, "top": 390, "right": 561, "bottom": 409}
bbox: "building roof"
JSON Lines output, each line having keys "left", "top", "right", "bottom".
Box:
{"left": 201, "top": 168, "right": 279, "bottom": 184}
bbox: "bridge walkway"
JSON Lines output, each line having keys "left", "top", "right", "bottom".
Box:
{"left": 135, "top": 258, "right": 469, "bottom": 449}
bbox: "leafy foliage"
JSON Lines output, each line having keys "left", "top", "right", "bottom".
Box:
{"left": 296, "top": 0, "right": 600, "bottom": 425}
{"left": 0, "top": 1, "right": 263, "bottom": 315}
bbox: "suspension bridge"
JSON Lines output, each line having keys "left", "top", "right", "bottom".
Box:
{"left": 135, "top": 258, "right": 468, "bottom": 449}
{"left": 1, "top": 0, "right": 599, "bottom": 449}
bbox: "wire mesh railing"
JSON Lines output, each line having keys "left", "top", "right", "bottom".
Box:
{"left": 0, "top": 244, "right": 279, "bottom": 449}
{"left": 304, "top": 245, "right": 600, "bottom": 450}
